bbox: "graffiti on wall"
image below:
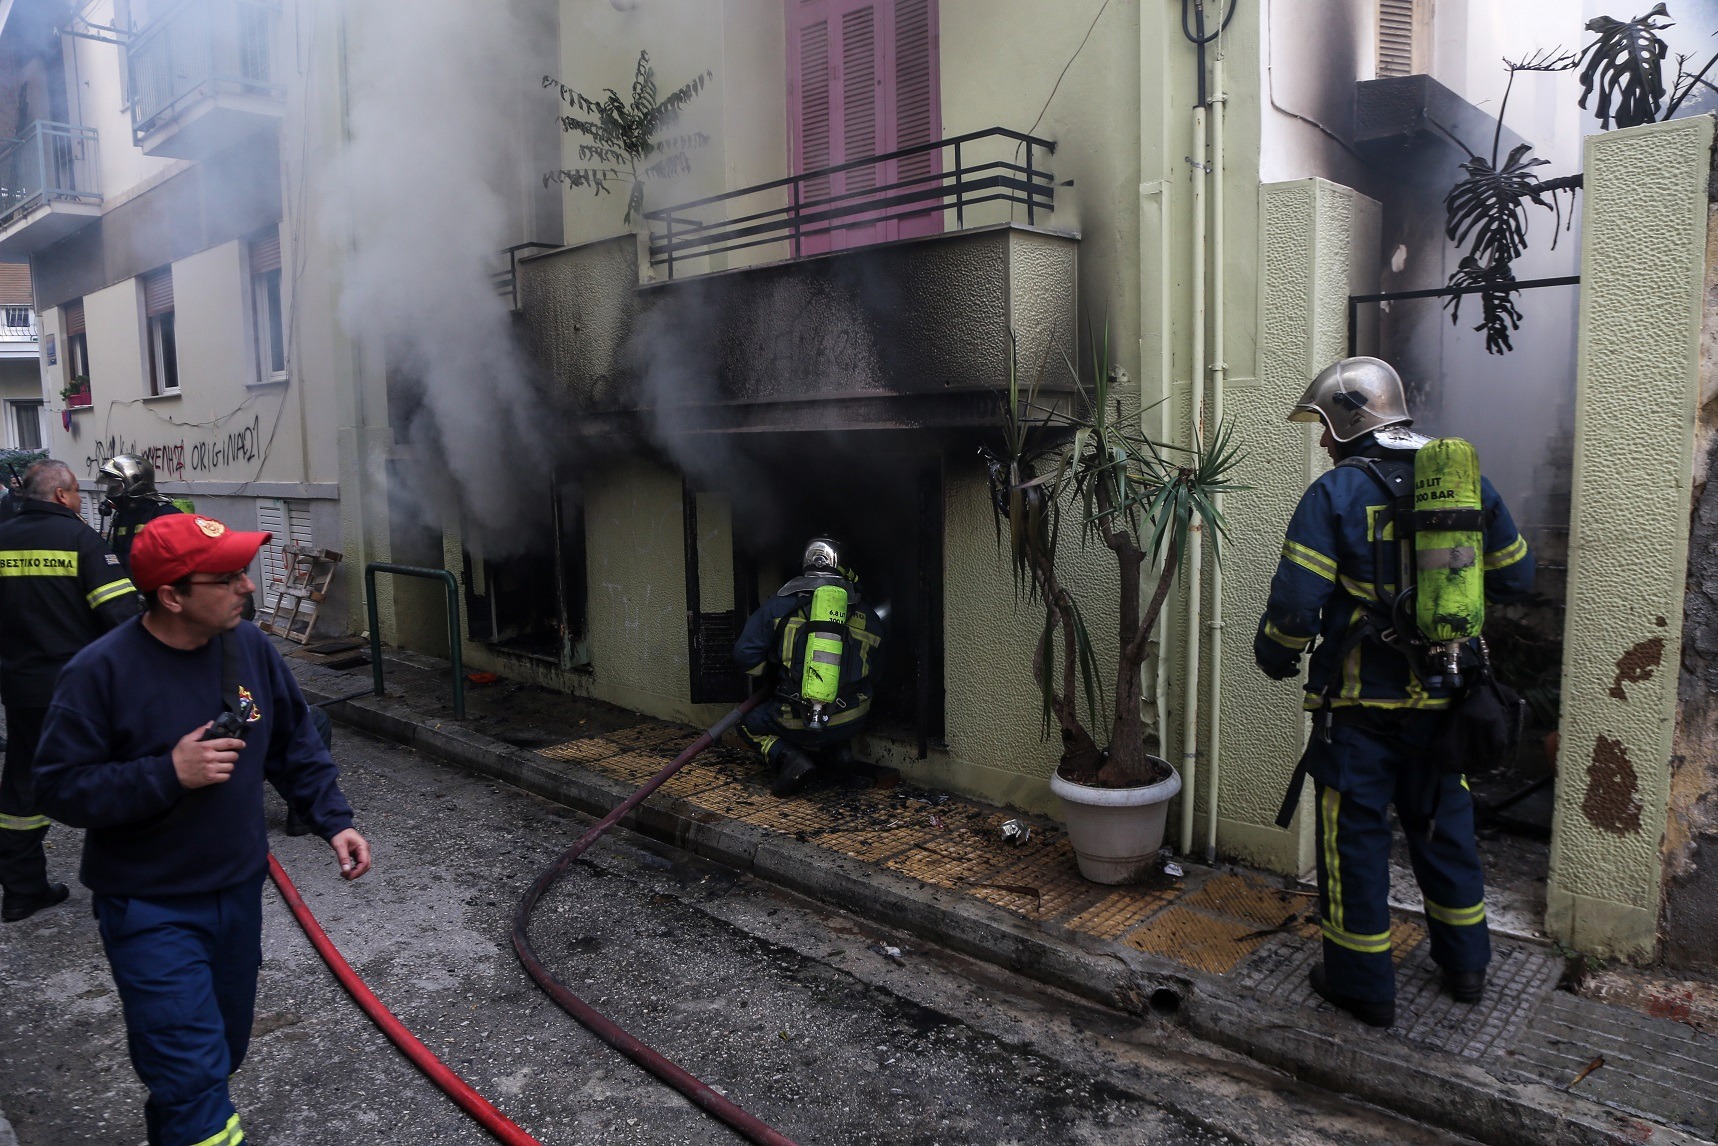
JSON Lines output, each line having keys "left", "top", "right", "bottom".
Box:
{"left": 83, "top": 416, "right": 262, "bottom": 479}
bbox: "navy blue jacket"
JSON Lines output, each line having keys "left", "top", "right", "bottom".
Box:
{"left": 1257, "top": 453, "right": 1535, "bottom": 710}
{"left": 734, "top": 579, "right": 885, "bottom": 732}
{"left": 33, "top": 618, "right": 354, "bottom": 896}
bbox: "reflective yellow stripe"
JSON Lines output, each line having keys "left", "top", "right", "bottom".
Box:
{"left": 1484, "top": 534, "right": 1528, "bottom": 570}
{"left": 1263, "top": 620, "right": 1313, "bottom": 650}
{"left": 188, "top": 1114, "right": 242, "bottom": 1146}
{"left": 0, "top": 813, "right": 49, "bottom": 830}
{"left": 1321, "top": 921, "right": 1393, "bottom": 954}
{"left": 774, "top": 697, "right": 872, "bottom": 730}
{"left": 86, "top": 578, "right": 136, "bottom": 609}
{"left": 1365, "top": 504, "right": 1397, "bottom": 542}
{"left": 1338, "top": 574, "right": 1379, "bottom": 603}
{"left": 1321, "top": 788, "right": 1343, "bottom": 932}
{"left": 1282, "top": 541, "right": 1338, "bottom": 582}
{"left": 743, "top": 663, "right": 767, "bottom": 677}
{"left": 0, "top": 549, "right": 78, "bottom": 577}
{"left": 1301, "top": 694, "right": 1454, "bottom": 712}
{"left": 1424, "top": 898, "right": 1487, "bottom": 927}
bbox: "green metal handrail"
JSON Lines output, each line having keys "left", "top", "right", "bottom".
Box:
{"left": 365, "top": 562, "right": 464, "bottom": 719}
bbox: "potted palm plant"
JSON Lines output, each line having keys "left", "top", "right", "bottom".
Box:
{"left": 985, "top": 332, "right": 1241, "bottom": 883}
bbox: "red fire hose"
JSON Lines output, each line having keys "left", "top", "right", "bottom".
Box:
{"left": 266, "top": 853, "right": 543, "bottom": 1144}
{"left": 511, "top": 689, "right": 801, "bottom": 1146}
{"left": 270, "top": 688, "right": 790, "bottom": 1145}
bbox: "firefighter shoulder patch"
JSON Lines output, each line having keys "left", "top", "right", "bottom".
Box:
{"left": 238, "top": 685, "right": 263, "bottom": 722}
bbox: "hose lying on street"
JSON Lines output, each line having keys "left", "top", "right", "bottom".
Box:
{"left": 511, "top": 688, "right": 802, "bottom": 1146}
{"left": 266, "top": 853, "right": 544, "bottom": 1146}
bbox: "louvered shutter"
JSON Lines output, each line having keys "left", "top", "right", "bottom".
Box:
{"left": 891, "top": 0, "right": 940, "bottom": 238}
{"left": 142, "top": 268, "right": 174, "bottom": 316}
{"left": 257, "top": 499, "right": 287, "bottom": 589}
{"left": 840, "top": 6, "right": 879, "bottom": 200}
{"left": 1377, "top": 0, "right": 1421, "bottom": 78}
{"left": 63, "top": 299, "right": 84, "bottom": 335}
{"left": 249, "top": 229, "right": 281, "bottom": 274}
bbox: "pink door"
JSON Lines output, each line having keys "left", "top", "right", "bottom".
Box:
{"left": 787, "top": 0, "right": 941, "bottom": 255}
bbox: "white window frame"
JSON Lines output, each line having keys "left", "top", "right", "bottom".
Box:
{"left": 6, "top": 400, "right": 43, "bottom": 450}
{"left": 250, "top": 262, "right": 286, "bottom": 384}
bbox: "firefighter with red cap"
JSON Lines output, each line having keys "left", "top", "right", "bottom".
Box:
{"left": 33, "top": 512, "right": 371, "bottom": 1146}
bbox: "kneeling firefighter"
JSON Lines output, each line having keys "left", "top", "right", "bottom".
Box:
{"left": 733, "top": 537, "right": 885, "bottom": 797}
{"left": 97, "top": 454, "right": 192, "bottom": 574}
{"left": 1254, "top": 356, "right": 1534, "bottom": 1029}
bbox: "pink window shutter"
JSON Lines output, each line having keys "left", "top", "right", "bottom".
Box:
{"left": 786, "top": 0, "right": 940, "bottom": 253}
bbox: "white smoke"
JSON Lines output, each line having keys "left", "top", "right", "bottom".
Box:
{"left": 329, "top": 0, "right": 560, "bottom": 552}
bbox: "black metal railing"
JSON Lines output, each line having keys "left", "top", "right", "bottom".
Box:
{"left": 645, "top": 127, "right": 1056, "bottom": 279}
{"left": 492, "top": 242, "right": 560, "bottom": 312}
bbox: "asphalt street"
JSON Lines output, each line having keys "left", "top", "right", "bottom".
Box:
{"left": 0, "top": 724, "right": 1473, "bottom": 1145}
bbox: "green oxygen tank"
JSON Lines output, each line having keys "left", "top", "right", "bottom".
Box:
{"left": 1413, "top": 437, "right": 1485, "bottom": 689}
{"left": 800, "top": 584, "right": 848, "bottom": 727}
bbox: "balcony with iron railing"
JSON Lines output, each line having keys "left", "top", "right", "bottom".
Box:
{"left": 128, "top": 0, "right": 284, "bottom": 159}
{"left": 645, "top": 127, "right": 1058, "bottom": 280}
{"left": 519, "top": 127, "right": 1078, "bottom": 435}
{"left": 0, "top": 307, "right": 38, "bottom": 360}
{"left": 0, "top": 121, "right": 102, "bottom": 259}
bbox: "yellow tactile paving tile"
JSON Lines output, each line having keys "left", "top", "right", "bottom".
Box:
{"left": 653, "top": 768, "right": 734, "bottom": 801}
{"left": 963, "top": 844, "right": 1101, "bottom": 920}
{"left": 606, "top": 723, "right": 690, "bottom": 749}
{"left": 687, "top": 782, "right": 787, "bottom": 820}
{"left": 809, "top": 822, "right": 939, "bottom": 862}
{"left": 1064, "top": 887, "right": 1179, "bottom": 939}
{"left": 585, "top": 748, "right": 682, "bottom": 786}
{"left": 1121, "top": 907, "right": 1273, "bottom": 975}
{"left": 1181, "top": 873, "right": 1318, "bottom": 935}
{"left": 1392, "top": 917, "right": 1427, "bottom": 965}
{"left": 885, "top": 835, "right": 1013, "bottom": 891}
{"left": 536, "top": 737, "right": 623, "bottom": 764}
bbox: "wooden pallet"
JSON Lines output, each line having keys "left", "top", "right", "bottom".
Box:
{"left": 257, "top": 546, "right": 342, "bottom": 645}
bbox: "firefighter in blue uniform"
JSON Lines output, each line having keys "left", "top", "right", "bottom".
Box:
{"left": 1255, "top": 357, "right": 1534, "bottom": 1028}
{"left": 97, "top": 454, "right": 187, "bottom": 574}
{"left": 0, "top": 460, "right": 139, "bottom": 922}
{"left": 733, "top": 538, "right": 885, "bottom": 796}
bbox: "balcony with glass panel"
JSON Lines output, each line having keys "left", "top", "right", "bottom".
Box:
{"left": 128, "top": 0, "right": 284, "bottom": 159}
{"left": 0, "top": 122, "right": 102, "bottom": 259}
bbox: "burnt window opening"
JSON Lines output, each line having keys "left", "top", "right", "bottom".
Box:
{"left": 683, "top": 445, "right": 945, "bottom": 755}
{"left": 463, "top": 479, "right": 588, "bottom": 667}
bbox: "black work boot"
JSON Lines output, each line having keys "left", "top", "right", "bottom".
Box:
{"left": 1444, "top": 968, "right": 1486, "bottom": 1004}
{"left": 771, "top": 746, "right": 818, "bottom": 797}
{"left": 1308, "top": 965, "right": 1394, "bottom": 1028}
{"left": 2, "top": 882, "right": 68, "bottom": 923}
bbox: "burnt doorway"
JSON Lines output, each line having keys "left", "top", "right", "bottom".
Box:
{"left": 462, "top": 474, "right": 588, "bottom": 668}
{"left": 680, "top": 436, "right": 944, "bottom": 755}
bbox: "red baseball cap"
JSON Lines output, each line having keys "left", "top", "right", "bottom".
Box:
{"left": 130, "top": 514, "right": 272, "bottom": 593}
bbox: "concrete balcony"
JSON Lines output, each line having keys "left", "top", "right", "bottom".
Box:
{"left": 519, "top": 221, "right": 1078, "bottom": 437}
{"left": 128, "top": 0, "right": 284, "bottom": 160}
{"left": 0, "top": 122, "right": 102, "bottom": 259}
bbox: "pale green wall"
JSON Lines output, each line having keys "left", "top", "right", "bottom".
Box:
{"left": 1549, "top": 114, "right": 1716, "bottom": 962}
{"left": 1190, "top": 179, "right": 1377, "bottom": 876}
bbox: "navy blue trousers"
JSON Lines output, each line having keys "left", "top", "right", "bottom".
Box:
{"left": 94, "top": 872, "right": 265, "bottom": 1146}
{"left": 1303, "top": 712, "right": 1489, "bottom": 1004}
{"left": 0, "top": 705, "right": 50, "bottom": 901}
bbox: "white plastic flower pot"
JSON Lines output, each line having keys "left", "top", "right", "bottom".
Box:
{"left": 1049, "top": 760, "right": 1182, "bottom": 885}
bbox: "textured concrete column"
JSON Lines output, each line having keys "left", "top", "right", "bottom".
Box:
{"left": 1551, "top": 114, "right": 1716, "bottom": 961}
{"left": 1211, "top": 179, "right": 1378, "bottom": 875}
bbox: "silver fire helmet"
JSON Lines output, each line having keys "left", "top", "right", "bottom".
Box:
{"left": 802, "top": 537, "right": 841, "bottom": 576}
{"left": 96, "top": 454, "right": 156, "bottom": 500}
{"left": 1289, "top": 356, "right": 1412, "bottom": 443}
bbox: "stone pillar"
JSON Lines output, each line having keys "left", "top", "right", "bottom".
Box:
{"left": 1551, "top": 114, "right": 1716, "bottom": 962}
{"left": 1212, "top": 179, "right": 1378, "bottom": 875}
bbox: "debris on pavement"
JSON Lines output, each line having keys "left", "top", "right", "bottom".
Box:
{"left": 1000, "top": 818, "right": 1031, "bottom": 846}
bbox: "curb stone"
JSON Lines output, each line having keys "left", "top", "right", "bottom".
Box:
{"left": 305, "top": 683, "right": 1708, "bottom": 1146}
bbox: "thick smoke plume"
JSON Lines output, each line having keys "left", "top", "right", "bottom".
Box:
{"left": 330, "top": 0, "right": 559, "bottom": 555}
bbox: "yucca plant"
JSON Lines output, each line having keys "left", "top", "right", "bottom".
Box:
{"left": 543, "top": 51, "right": 712, "bottom": 226}
{"left": 982, "top": 329, "right": 1244, "bottom": 790}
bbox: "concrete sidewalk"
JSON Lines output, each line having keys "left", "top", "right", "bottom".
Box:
{"left": 290, "top": 643, "right": 1718, "bottom": 1146}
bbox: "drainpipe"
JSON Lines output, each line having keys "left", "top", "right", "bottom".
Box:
{"left": 1203, "top": 53, "right": 1227, "bottom": 864}
{"left": 1179, "top": 96, "right": 1207, "bottom": 858}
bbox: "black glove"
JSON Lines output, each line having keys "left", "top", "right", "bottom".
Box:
{"left": 1254, "top": 629, "right": 1302, "bottom": 681}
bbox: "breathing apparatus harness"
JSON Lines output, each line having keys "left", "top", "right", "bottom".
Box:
{"left": 773, "top": 570, "right": 870, "bottom": 731}
{"left": 1305, "top": 436, "right": 1494, "bottom": 741}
